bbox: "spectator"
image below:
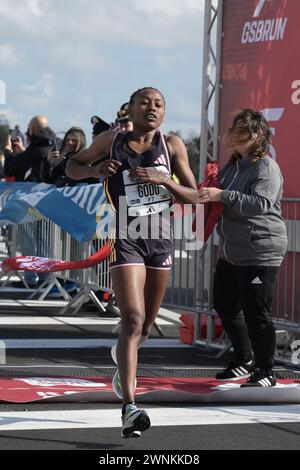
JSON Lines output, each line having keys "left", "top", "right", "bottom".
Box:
{"left": 199, "top": 109, "right": 288, "bottom": 388}
{"left": 0, "top": 152, "right": 5, "bottom": 180}
{"left": 15, "top": 125, "right": 26, "bottom": 147}
{"left": 40, "top": 127, "right": 90, "bottom": 187}
{"left": 4, "top": 115, "right": 56, "bottom": 182}
{"left": 116, "top": 102, "right": 133, "bottom": 133}
{"left": 3, "top": 116, "right": 56, "bottom": 287}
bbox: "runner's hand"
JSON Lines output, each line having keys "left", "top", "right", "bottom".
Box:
{"left": 96, "top": 159, "right": 122, "bottom": 177}
{"left": 129, "top": 167, "right": 168, "bottom": 185}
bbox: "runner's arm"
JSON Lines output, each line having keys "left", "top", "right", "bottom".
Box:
{"left": 164, "top": 134, "right": 198, "bottom": 204}
{"left": 65, "top": 130, "right": 118, "bottom": 180}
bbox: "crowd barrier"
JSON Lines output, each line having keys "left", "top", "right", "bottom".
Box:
{"left": 0, "top": 221, "right": 111, "bottom": 313}
{"left": 193, "top": 198, "right": 300, "bottom": 366}
{"left": 0, "top": 221, "right": 164, "bottom": 335}
{"left": 0, "top": 199, "right": 299, "bottom": 365}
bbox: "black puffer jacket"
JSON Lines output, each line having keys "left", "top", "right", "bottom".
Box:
{"left": 40, "top": 152, "right": 103, "bottom": 187}
{"left": 4, "top": 127, "right": 56, "bottom": 182}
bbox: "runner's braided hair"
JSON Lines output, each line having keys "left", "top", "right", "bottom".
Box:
{"left": 226, "top": 108, "right": 273, "bottom": 162}
{"left": 129, "top": 87, "right": 166, "bottom": 106}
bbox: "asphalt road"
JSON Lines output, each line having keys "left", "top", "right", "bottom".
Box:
{"left": 0, "top": 301, "right": 299, "bottom": 454}
{"left": 0, "top": 402, "right": 300, "bottom": 451}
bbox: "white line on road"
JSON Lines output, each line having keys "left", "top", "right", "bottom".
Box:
{"left": 0, "top": 338, "right": 190, "bottom": 349}
{"left": 0, "top": 316, "right": 172, "bottom": 326}
{"left": 0, "top": 405, "right": 299, "bottom": 431}
{"left": 0, "top": 300, "right": 68, "bottom": 307}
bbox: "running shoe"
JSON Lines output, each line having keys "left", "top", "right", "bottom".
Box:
{"left": 241, "top": 368, "right": 276, "bottom": 387}
{"left": 215, "top": 360, "right": 253, "bottom": 381}
{"left": 111, "top": 344, "right": 118, "bottom": 365}
{"left": 121, "top": 403, "right": 151, "bottom": 438}
{"left": 111, "top": 345, "right": 137, "bottom": 399}
{"left": 112, "top": 369, "right": 123, "bottom": 399}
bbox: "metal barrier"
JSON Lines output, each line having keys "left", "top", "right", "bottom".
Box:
{"left": 1, "top": 199, "right": 299, "bottom": 363}
{"left": 0, "top": 220, "right": 111, "bottom": 311}
{"left": 9, "top": 220, "right": 110, "bottom": 287}
{"left": 162, "top": 210, "right": 203, "bottom": 312}
{"left": 190, "top": 199, "right": 300, "bottom": 366}
{"left": 272, "top": 199, "right": 300, "bottom": 330}
{"left": 163, "top": 238, "right": 198, "bottom": 312}
{"left": 0, "top": 220, "right": 165, "bottom": 334}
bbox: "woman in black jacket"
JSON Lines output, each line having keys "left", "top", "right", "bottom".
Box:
{"left": 40, "top": 127, "right": 98, "bottom": 186}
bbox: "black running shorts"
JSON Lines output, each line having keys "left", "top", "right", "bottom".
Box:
{"left": 109, "top": 237, "right": 174, "bottom": 270}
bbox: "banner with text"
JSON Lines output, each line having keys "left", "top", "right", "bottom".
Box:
{"left": 219, "top": 0, "right": 299, "bottom": 197}
{"left": 0, "top": 182, "right": 112, "bottom": 242}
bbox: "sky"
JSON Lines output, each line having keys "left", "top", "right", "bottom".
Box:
{"left": 0, "top": 0, "right": 205, "bottom": 143}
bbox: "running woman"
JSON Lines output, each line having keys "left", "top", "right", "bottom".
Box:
{"left": 66, "top": 87, "right": 198, "bottom": 437}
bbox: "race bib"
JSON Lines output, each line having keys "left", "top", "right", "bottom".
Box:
{"left": 123, "top": 166, "right": 172, "bottom": 217}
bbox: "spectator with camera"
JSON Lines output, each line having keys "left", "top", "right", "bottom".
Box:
{"left": 4, "top": 115, "right": 56, "bottom": 182}
{"left": 40, "top": 126, "right": 93, "bottom": 187}
{"left": 3, "top": 116, "right": 57, "bottom": 287}
{"left": 14, "top": 125, "right": 26, "bottom": 147}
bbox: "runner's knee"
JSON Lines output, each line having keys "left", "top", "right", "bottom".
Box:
{"left": 121, "top": 312, "right": 144, "bottom": 337}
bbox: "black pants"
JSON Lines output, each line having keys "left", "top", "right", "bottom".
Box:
{"left": 213, "top": 258, "right": 280, "bottom": 369}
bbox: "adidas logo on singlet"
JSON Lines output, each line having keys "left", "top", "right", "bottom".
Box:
{"left": 154, "top": 154, "right": 168, "bottom": 167}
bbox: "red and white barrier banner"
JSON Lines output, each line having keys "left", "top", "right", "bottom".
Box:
{"left": 218, "top": 0, "right": 299, "bottom": 197}
{"left": 0, "top": 242, "right": 110, "bottom": 274}
{"left": 0, "top": 375, "right": 299, "bottom": 403}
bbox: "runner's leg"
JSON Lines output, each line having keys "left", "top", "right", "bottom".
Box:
{"left": 142, "top": 268, "right": 171, "bottom": 338}
{"left": 110, "top": 265, "right": 146, "bottom": 404}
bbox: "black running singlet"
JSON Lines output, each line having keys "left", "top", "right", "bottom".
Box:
{"left": 105, "top": 130, "right": 172, "bottom": 217}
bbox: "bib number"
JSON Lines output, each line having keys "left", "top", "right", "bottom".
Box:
{"left": 123, "top": 166, "right": 172, "bottom": 217}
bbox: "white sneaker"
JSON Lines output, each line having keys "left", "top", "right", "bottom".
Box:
{"left": 111, "top": 344, "right": 118, "bottom": 365}
{"left": 112, "top": 370, "right": 137, "bottom": 400}
{"left": 112, "top": 369, "right": 123, "bottom": 399}
{"left": 121, "top": 403, "right": 150, "bottom": 438}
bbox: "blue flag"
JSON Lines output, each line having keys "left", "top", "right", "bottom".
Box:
{"left": 0, "top": 182, "right": 112, "bottom": 242}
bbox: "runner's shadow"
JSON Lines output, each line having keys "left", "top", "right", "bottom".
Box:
{"left": 0, "top": 433, "right": 121, "bottom": 450}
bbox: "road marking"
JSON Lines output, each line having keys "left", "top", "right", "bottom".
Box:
{"left": 0, "top": 316, "right": 172, "bottom": 326}
{"left": 0, "top": 405, "right": 299, "bottom": 431}
{"left": 0, "top": 338, "right": 190, "bottom": 349}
